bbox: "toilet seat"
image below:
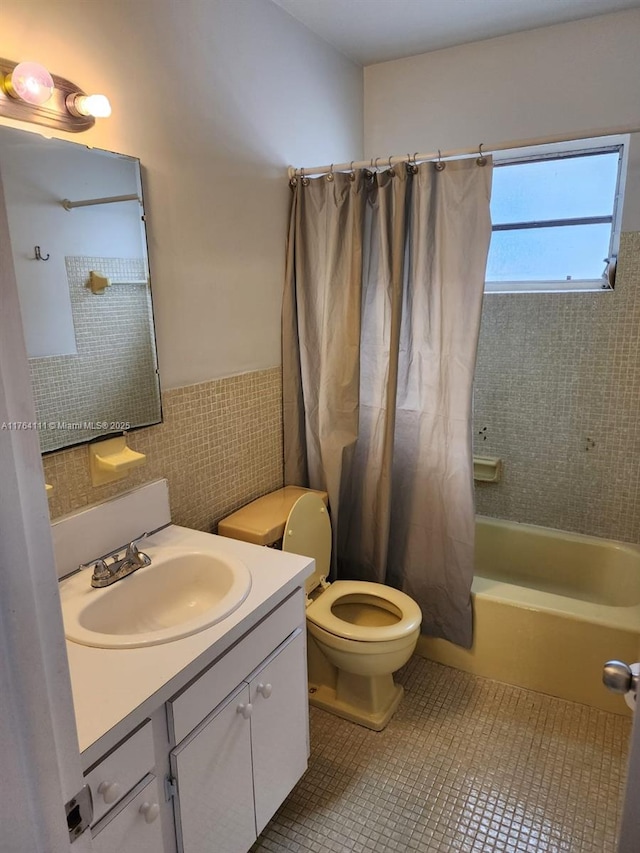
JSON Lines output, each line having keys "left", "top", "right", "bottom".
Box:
{"left": 306, "top": 580, "right": 422, "bottom": 644}
{"left": 282, "top": 494, "right": 422, "bottom": 645}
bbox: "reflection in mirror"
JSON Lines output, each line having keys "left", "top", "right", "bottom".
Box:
{"left": 0, "top": 126, "right": 161, "bottom": 452}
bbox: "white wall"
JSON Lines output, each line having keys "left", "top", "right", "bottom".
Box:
{"left": 0, "top": 130, "right": 145, "bottom": 356}
{"left": 2, "top": 0, "right": 363, "bottom": 387}
{"left": 364, "top": 9, "right": 640, "bottom": 229}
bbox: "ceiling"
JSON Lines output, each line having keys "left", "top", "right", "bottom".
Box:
{"left": 269, "top": 0, "right": 640, "bottom": 65}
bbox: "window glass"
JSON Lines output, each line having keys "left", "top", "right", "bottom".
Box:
{"left": 487, "top": 223, "right": 612, "bottom": 282}
{"left": 485, "top": 139, "right": 626, "bottom": 292}
{"left": 491, "top": 152, "right": 620, "bottom": 224}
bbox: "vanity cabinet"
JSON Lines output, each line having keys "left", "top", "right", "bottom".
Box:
{"left": 249, "top": 633, "right": 309, "bottom": 834}
{"left": 74, "top": 582, "right": 310, "bottom": 853}
{"left": 171, "top": 684, "right": 256, "bottom": 853}
{"left": 169, "top": 626, "right": 308, "bottom": 853}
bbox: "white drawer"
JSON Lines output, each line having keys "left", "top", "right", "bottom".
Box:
{"left": 85, "top": 720, "right": 155, "bottom": 824}
{"left": 168, "top": 589, "right": 304, "bottom": 744}
{"left": 91, "top": 775, "right": 164, "bottom": 853}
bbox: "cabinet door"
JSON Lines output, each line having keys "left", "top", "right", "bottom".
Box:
{"left": 91, "top": 776, "right": 163, "bottom": 853}
{"left": 249, "top": 630, "right": 309, "bottom": 834}
{"left": 171, "top": 684, "right": 256, "bottom": 853}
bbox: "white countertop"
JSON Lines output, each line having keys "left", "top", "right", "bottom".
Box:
{"left": 61, "top": 525, "right": 313, "bottom": 766}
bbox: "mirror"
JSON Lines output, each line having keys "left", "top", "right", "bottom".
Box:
{"left": 0, "top": 126, "right": 161, "bottom": 453}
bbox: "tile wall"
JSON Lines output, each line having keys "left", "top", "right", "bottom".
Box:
{"left": 30, "top": 256, "right": 160, "bottom": 452}
{"left": 43, "top": 367, "right": 284, "bottom": 532}
{"left": 474, "top": 231, "right": 640, "bottom": 543}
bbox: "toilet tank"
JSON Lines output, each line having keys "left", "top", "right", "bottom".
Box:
{"left": 217, "top": 486, "right": 328, "bottom": 546}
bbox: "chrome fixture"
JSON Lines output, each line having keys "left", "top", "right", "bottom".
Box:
{"left": 602, "top": 659, "right": 639, "bottom": 700}
{"left": 82, "top": 534, "right": 151, "bottom": 588}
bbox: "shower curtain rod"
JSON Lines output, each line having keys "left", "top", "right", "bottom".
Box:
{"left": 287, "top": 124, "right": 640, "bottom": 179}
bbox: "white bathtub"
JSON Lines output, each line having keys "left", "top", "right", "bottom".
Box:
{"left": 417, "top": 516, "right": 640, "bottom": 715}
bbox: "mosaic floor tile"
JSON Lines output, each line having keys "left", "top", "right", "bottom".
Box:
{"left": 252, "top": 657, "right": 631, "bottom": 853}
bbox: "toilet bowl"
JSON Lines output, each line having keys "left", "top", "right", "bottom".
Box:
{"left": 218, "top": 487, "right": 422, "bottom": 731}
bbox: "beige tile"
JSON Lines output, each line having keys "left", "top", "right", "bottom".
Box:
{"left": 43, "top": 367, "right": 284, "bottom": 532}
{"left": 474, "top": 231, "right": 640, "bottom": 544}
{"left": 253, "top": 658, "right": 630, "bottom": 853}
{"left": 31, "top": 256, "right": 160, "bottom": 453}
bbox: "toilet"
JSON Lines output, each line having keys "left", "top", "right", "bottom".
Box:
{"left": 218, "top": 486, "right": 422, "bottom": 731}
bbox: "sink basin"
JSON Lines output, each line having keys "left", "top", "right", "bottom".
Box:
{"left": 60, "top": 546, "right": 252, "bottom": 649}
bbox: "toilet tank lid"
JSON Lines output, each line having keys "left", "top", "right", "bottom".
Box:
{"left": 217, "top": 486, "right": 328, "bottom": 546}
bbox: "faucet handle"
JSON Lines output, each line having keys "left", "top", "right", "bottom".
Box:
{"left": 125, "top": 533, "right": 151, "bottom": 567}
{"left": 88, "top": 559, "right": 110, "bottom": 583}
{"left": 125, "top": 533, "right": 149, "bottom": 558}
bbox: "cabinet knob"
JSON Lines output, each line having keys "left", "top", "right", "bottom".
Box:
{"left": 139, "top": 802, "right": 160, "bottom": 824}
{"left": 257, "top": 682, "right": 273, "bottom": 699}
{"left": 237, "top": 702, "right": 253, "bottom": 719}
{"left": 97, "top": 780, "right": 122, "bottom": 804}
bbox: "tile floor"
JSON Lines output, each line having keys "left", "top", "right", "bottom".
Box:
{"left": 252, "top": 657, "right": 631, "bottom": 853}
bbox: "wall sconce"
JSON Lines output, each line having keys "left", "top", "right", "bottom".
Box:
{"left": 0, "top": 57, "right": 111, "bottom": 132}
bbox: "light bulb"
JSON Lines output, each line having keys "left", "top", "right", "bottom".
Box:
{"left": 5, "top": 61, "right": 54, "bottom": 106}
{"left": 66, "top": 92, "right": 112, "bottom": 118}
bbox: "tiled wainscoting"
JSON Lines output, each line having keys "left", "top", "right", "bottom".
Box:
{"left": 43, "top": 367, "right": 283, "bottom": 531}
{"left": 254, "top": 658, "right": 630, "bottom": 853}
{"left": 474, "top": 231, "right": 640, "bottom": 544}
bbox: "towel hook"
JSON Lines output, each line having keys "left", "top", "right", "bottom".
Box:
{"left": 435, "top": 150, "right": 446, "bottom": 171}
{"left": 476, "top": 143, "right": 487, "bottom": 167}
{"left": 34, "top": 245, "right": 50, "bottom": 261}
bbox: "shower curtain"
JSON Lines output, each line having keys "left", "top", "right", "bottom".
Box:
{"left": 283, "top": 158, "right": 492, "bottom": 648}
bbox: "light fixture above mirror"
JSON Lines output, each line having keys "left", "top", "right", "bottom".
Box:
{"left": 0, "top": 57, "right": 111, "bottom": 132}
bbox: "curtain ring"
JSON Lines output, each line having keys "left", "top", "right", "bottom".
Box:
{"left": 476, "top": 143, "right": 487, "bottom": 167}
{"left": 407, "top": 152, "right": 418, "bottom": 174}
{"left": 388, "top": 155, "right": 395, "bottom": 176}
{"left": 301, "top": 167, "right": 310, "bottom": 186}
{"left": 327, "top": 163, "right": 334, "bottom": 182}
{"left": 374, "top": 157, "right": 380, "bottom": 171}
{"left": 435, "top": 149, "right": 446, "bottom": 171}
{"left": 348, "top": 161, "right": 356, "bottom": 182}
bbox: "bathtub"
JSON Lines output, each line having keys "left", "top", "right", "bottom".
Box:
{"left": 416, "top": 516, "right": 640, "bottom": 715}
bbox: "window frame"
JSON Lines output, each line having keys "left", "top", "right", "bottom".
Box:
{"left": 485, "top": 135, "right": 629, "bottom": 294}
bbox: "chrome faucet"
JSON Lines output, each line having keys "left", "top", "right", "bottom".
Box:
{"left": 83, "top": 534, "right": 152, "bottom": 588}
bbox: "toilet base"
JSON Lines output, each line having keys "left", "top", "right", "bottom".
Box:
{"left": 308, "top": 678, "right": 404, "bottom": 732}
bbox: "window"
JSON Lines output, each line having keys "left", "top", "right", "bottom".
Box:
{"left": 485, "top": 136, "right": 628, "bottom": 293}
